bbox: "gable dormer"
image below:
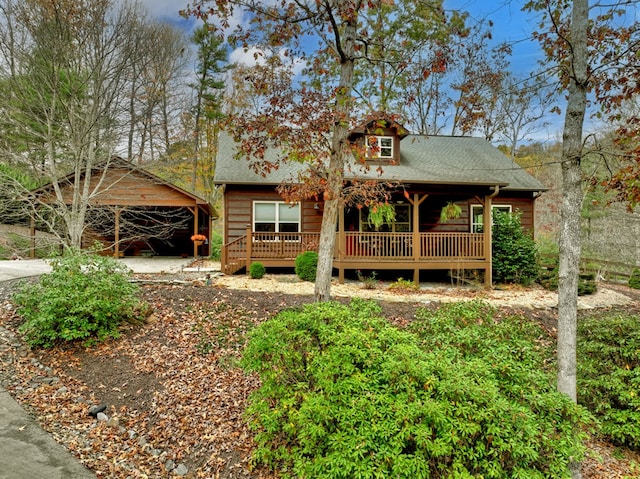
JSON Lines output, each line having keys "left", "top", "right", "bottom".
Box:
{"left": 348, "top": 113, "right": 409, "bottom": 165}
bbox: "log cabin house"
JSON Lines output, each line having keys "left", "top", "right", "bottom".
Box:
{"left": 216, "top": 117, "right": 546, "bottom": 286}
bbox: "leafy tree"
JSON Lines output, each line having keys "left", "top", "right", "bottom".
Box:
{"left": 185, "top": 0, "right": 454, "bottom": 301}
{"left": 189, "top": 22, "right": 228, "bottom": 198}
{"left": 526, "top": 1, "right": 640, "bottom": 476}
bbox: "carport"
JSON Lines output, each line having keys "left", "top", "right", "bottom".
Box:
{"left": 30, "top": 158, "right": 215, "bottom": 258}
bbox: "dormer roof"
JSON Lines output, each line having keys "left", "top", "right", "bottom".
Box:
{"left": 347, "top": 112, "right": 409, "bottom": 141}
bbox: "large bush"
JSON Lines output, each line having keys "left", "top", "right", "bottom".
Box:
{"left": 242, "top": 299, "right": 588, "bottom": 478}
{"left": 294, "top": 251, "right": 318, "bottom": 282}
{"left": 578, "top": 313, "right": 640, "bottom": 449}
{"left": 492, "top": 210, "right": 539, "bottom": 285}
{"left": 13, "top": 250, "right": 146, "bottom": 348}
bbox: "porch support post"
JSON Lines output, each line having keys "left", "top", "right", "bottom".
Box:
{"left": 114, "top": 207, "right": 121, "bottom": 258}
{"left": 410, "top": 193, "right": 428, "bottom": 283}
{"left": 192, "top": 207, "right": 199, "bottom": 257}
{"left": 245, "top": 225, "right": 252, "bottom": 275}
{"left": 484, "top": 186, "right": 500, "bottom": 288}
{"left": 338, "top": 203, "right": 345, "bottom": 283}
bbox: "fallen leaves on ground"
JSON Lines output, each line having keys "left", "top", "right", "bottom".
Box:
{"left": 1, "top": 281, "right": 639, "bottom": 478}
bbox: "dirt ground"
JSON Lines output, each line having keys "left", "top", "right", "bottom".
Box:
{"left": 1, "top": 270, "right": 640, "bottom": 478}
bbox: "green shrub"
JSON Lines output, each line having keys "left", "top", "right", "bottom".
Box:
{"left": 208, "top": 230, "right": 223, "bottom": 261}
{"left": 388, "top": 277, "right": 419, "bottom": 292}
{"left": 249, "top": 262, "right": 266, "bottom": 279}
{"left": 629, "top": 268, "right": 640, "bottom": 289}
{"left": 242, "top": 299, "right": 588, "bottom": 478}
{"left": 294, "top": 251, "right": 317, "bottom": 282}
{"left": 578, "top": 313, "right": 640, "bottom": 449}
{"left": 492, "top": 210, "right": 540, "bottom": 285}
{"left": 13, "top": 249, "right": 146, "bottom": 348}
{"left": 539, "top": 267, "right": 597, "bottom": 296}
{"left": 356, "top": 270, "right": 378, "bottom": 289}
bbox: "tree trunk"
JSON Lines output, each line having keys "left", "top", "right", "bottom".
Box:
{"left": 557, "top": 1, "right": 588, "bottom": 477}
{"left": 314, "top": 14, "right": 356, "bottom": 302}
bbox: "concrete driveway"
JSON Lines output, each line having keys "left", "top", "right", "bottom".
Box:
{"left": 0, "top": 257, "right": 194, "bottom": 282}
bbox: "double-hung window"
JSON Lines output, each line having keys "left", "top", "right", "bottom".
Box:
{"left": 253, "top": 201, "right": 300, "bottom": 239}
{"left": 366, "top": 135, "right": 394, "bottom": 159}
{"left": 470, "top": 205, "right": 512, "bottom": 233}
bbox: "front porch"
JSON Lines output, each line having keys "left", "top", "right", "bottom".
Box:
{"left": 222, "top": 229, "right": 491, "bottom": 285}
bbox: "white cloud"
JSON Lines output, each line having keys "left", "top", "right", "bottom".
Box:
{"left": 229, "top": 46, "right": 306, "bottom": 76}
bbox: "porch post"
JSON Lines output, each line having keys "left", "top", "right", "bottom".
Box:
{"left": 245, "top": 224, "right": 252, "bottom": 274}
{"left": 412, "top": 194, "right": 420, "bottom": 283}
{"left": 193, "top": 207, "right": 199, "bottom": 257}
{"left": 483, "top": 186, "right": 500, "bottom": 288}
{"left": 338, "top": 204, "right": 345, "bottom": 283}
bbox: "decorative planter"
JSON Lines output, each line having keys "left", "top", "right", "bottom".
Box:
{"left": 194, "top": 240, "right": 203, "bottom": 246}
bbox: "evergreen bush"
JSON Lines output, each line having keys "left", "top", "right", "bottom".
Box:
{"left": 208, "top": 230, "right": 223, "bottom": 261}
{"left": 249, "top": 262, "right": 266, "bottom": 279}
{"left": 578, "top": 313, "right": 640, "bottom": 449}
{"left": 13, "top": 249, "right": 145, "bottom": 348}
{"left": 242, "top": 299, "right": 588, "bottom": 478}
{"left": 629, "top": 268, "right": 640, "bottom": 289}
{"left": 492, "top": 210, "right": 540, "bottom": 285}
{"left": 294, "top": 251, "right": 318, "bottom": 282}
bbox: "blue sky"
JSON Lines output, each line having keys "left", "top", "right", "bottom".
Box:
{"left": 443, "top": 0, "right": 544, "bottom": 77}
{"left": 145, "top": 1, "right": 544, "bottom": 77}
{"left": 145, "top": 0, "right": 561, "bottom": 143}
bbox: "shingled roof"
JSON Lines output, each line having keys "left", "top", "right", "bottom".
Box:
{"left": 214, "top": 132, "right": 546, "bottom": 192}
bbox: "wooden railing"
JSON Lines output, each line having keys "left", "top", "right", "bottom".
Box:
{"left": 248, "top": 232, "right": 321, "bottom": 259}
{"left": 222, "top": 235, "right": 249, "bottom": 274}
{"left": 420, "top": 232, "right": 484, "bottom": 259}
{"left": 223, "top": 231, "right": 486, "bottom": 273}
{"left": 342, "top": 232, "right": 484, "bottom": 259}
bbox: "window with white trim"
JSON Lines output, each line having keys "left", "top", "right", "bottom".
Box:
{"left": 360, "top": 204, "right": 411, "bottom": 232}
{"left": 366, "top": 135, "right": 394, "bottom": 159}
{"left": 471, "top": 205, "right": 512, "bottom": 233}
{"left": 253, "top": 201, "right": 300, "bottom": 234}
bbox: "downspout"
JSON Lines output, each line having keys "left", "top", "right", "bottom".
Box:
{"left": 484, "top": 185, "right": 500, "bottom": 287}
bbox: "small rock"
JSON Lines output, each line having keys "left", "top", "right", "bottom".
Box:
{"left": 150, "top": 448, "right": 162, "bottom": 457}
{"left": 107, "top": 417, "right": 120, "bottom": 427}
{"left": 128, "top": 429, "right": 137, "bottom": 440}
{"left": 88, "top": 404, "right": 107, "bottom": 417}
{"left": 174, "top": 464, "right": 188, "bottom": 476}
{"left": 164, "top": 459, "right": 175, "bottom": 471}
{"left": 96, "top": 412, "right": 108, "bottom": 422}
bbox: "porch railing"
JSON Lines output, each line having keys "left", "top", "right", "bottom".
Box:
{"left": 343, "top": 232, "right": 484, "bottom": 259}
{"left": 223, "top": 231, "right": 485, "bottom": 274}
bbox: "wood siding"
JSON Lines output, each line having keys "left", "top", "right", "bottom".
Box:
{"left": 51, "top": 167, "right": 203, "bottom": 207}
{"left": 224, "top": 185, "right": 322, "bottom": 243}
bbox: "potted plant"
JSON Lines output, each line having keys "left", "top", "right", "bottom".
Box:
{"left": 191, "top": 234, "right": 207, "bottom": 246}
{"left": 367, "top": 202, "right": 396, "bottom": 229}
{"left": 440, "top": 202, "right": 462, "bottom": 222}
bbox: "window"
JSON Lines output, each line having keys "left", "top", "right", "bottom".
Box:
{"left": 253, "top": 201, "right": 300, "bottom": 235}
{"left": 366, "top": 135, "right": 394, "bottom": 159}
{"left": 360, "top": 204, "right": 411, "bottom": 232}
{"left": 471, "top": 205, "right": 512, "bottom": 233}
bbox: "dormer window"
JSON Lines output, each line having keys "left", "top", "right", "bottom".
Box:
{"left": 366, "top": 135, "right": 394, "bottom": 159}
